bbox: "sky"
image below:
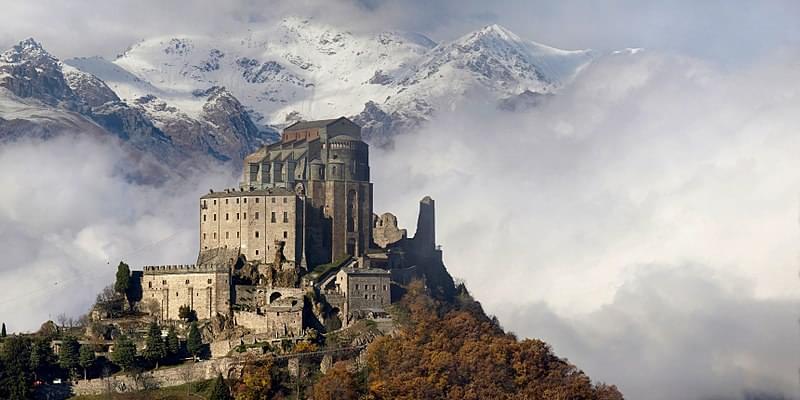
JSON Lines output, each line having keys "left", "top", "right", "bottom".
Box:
{"left": 1, "top": 1, "right": 799, "bottom": 399}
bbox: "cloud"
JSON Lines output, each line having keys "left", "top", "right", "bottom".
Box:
{"left": 1, "top": 0, "right": 798, "bottom": 65}
{"left": 0, "top": 134, "right": 233, "bottom": 331}
{"left": 371, "top": 50, "right": 800, "bottom": 398}
{"left": 500, "top": 265, "right": 799, "bottom": 400}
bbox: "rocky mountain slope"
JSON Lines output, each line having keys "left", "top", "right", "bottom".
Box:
{"left": 1, "top": 21, "right": 596, "bottom": 175}
{"left": 0, "top": 39, "right": 276, "bottom": 180}
{"left": 68, "top": 18, "right": 594, "bottom": 143}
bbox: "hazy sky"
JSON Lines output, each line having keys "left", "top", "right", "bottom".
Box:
{"left": 1, "top": 1, "right": 799, "bottom": 399}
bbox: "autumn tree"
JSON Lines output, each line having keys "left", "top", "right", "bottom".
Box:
{"left": 233, "top": 356, "right": 287, "bottom": 400}
{"left": 360, "top": 281, "right": 624, "bottom": 400}
{"left": 311, "top": 362, "right": 359, "bottom": 400}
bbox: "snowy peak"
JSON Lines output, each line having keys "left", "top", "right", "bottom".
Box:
{"left": 0, "top": 38, "right": 55, "bottom": 64}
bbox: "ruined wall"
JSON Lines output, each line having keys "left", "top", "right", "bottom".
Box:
{"left": 233, "top": 309, "right": 302, "bottom": 338}
{"left": 372, "top": 212, "right": 406, "bottom": 248}
{"left": 141, "top": 265, "right": 230, "bottom": 320}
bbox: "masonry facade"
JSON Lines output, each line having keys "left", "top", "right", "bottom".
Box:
{"left": 129, "top": 117, "right": 445, "bottom": 341}
{"left": 141, "top": 264, "right": 230, "bottom": 320}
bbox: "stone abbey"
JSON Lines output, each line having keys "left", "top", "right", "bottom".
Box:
{"left": 132, "top": 117, "right": 447, "bottom": 344}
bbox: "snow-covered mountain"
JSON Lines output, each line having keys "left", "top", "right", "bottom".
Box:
{"left": 0, "top": 38, "right": 276, "bottom": 180}
{"left": 67, "top": 18, "right": 594, "bottom": 143}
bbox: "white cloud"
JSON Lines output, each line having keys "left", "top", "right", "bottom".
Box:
{"left": 0, "top": 134, "right": 233, "bottom": 331}
{"left": 371, "top": 50, "right": 800, "bottom": 398}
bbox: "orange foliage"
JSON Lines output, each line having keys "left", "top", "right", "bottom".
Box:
{"left": 311, "top": 362, "right": 359, "bottom": 400}
{"left": 362, "top": 282, "right": 624, "bottom": 400}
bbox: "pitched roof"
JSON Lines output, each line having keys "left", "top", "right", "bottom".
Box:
{"left": 284, "top": 117, "right": 347, "bottom": 131}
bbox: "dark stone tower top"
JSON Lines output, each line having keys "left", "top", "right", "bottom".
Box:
{"left": 414, "top": 196, "right": 436, "bottom": 252}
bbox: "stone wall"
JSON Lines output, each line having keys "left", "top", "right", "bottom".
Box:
{"left": 141, "top": 265, "right": 230, "bottom": 320}
{"left": 372, "top": 212, "right": 406, "bottom": 248}
{"left": 233, "top": 309, "right": 302, "bottom": 337}
{"left": 200, "top": 190, "right": 301, "bottom": 263}
{"left": 71, "top": 357, "right": 239, "bottom": 396}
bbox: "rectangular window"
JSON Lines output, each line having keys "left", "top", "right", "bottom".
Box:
{"left": 255, "top": 212, "right": 259, "bottom": 220}
{"left": 372, "top": 284, "right": 376, "bottom": 291}
{"left": 383, "top": 285, "right": 387, "bottom": 291}
{"left": 213, "top": 214, "right": 217, "bottom": 221}
{"left": 162, "top": 280, "right": 166, "bottom": 285}
{"left": 236, "top": 213, "right": 240, "bottom": 220}
{"left": 283, "top": 212, "right": 288, "bottom": 223}
{"left": 244, "top": 198, "right": 247, "bottom": 204}
{"left": 203, "top": 214, "right": 206, "bottom": 222}
{"left": 255, "top": 231, "right": 259, "bottom": 238}
{"left": 207, "top": 279, "right": 212, "bottom": 284}
{"left": 283, "top": 231, "right": 287, "bottom": 238}
{"left": 226, "top": 213, "right": 229, "bottom": 220}
{"left": 271, "top": 212, "right": 276, "bottom": 223}
{"left": 236, "top": 198, "right": 239, "bottom": 204}
{"left": 355, "top": 284, "right": 359, "bottom": 290}
{"left": 213, "top": 200, "right": 217, "bottom": 205}
{"left": 225, "top": 232, "right": 229, "bottom": 239}
{"left": 243, "top": 213, "right": 247, "bottom": 220}
{"left": 213, "top": 232, "right": 217, "bottom": 239}
{"left": 283, "top": 197, "right": 287, "bottom": 203}
{"left": 225, "top": 199, "right": 229, "bottom": 204}
{"left": 255, "top": 198, "right": 260, "bottom": 203}
{"left": 236, "top": 232, "right": 240, "bottom": 238}
{"left": 203, "top": 233, "right": 206, "bottom": 239}
{"left": 271, "top": 197, "right": 276, "bottom": 203}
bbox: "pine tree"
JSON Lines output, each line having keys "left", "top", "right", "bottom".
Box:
{"left": 165, "top": 326, "right": 180, "bottom": 360}
{"left": 186, "top": 322, "right": 202, "bottom": 360}
{"left": 1, "top": 322, "right": 6, "bottom": 337}
{"left": 79, "top": 345, "right": 95, "bottom": 380}
{"left": 1, "top": 336, "right": 33, "bottom": 400}
{"left": 111, "top": 334, "right": 137, "bottom": 371}
{"left": 114, "top": 262, "right": 132, "bottom": 308}
{"left": 142, "top": 322, "right": 166, "bottom": 369}
{"left": 58, "top": 337, "right": 80, "bottom": 378}
{"left": 208, "top": 373, "right": 232, "bottom": 400}
{"left": 29, "top": 337, "right": 54, "bottom": 382}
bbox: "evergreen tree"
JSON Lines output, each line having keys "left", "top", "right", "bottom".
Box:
{"left": 1, "top": 336, "right": 33, "bottom": 400}
{"left": 1, "top": 322, "right": 6, "bottom": 337}
{"left": 58, "top": 337, "right": 80, "bottom": 378}
{"left": 142, "top": 322, "right": 166, "bottom": 369}
{"left": 111, "top": 334, "right": 137, "bottom": 371}
{"left": 29, "top": 337, "right": 54, "bottom": 381}
{"left": 165, "top": 326, "right": 180, "bottom": 360}
{"left": 79, "top": 345, "right": 95, "bottom": 380}
{"left": 178, "top": 305, "right": 197, "bottom": 322}
{"left": 114, "top": 261, "right": 131, "bottom": 307}
{"left": 208, "top": 373, "right": 232, "bottom": 400}
{"left": 186, "top": 322, "right": 202, "bottom": 360}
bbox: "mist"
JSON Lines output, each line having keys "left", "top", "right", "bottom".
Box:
{"left": 371, "top": 50, "right": 800, "bottom": 399}
{"left": 0, "top": 134, "right": 234, "bottom": 332}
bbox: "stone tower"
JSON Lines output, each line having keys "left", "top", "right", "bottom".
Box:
{"left": 239, "top": 117, "right": 373, "bottom": 266}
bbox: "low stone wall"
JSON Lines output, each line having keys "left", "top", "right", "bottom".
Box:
{"left": 71, "top": 358, "right": 238, "bottom": 396}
